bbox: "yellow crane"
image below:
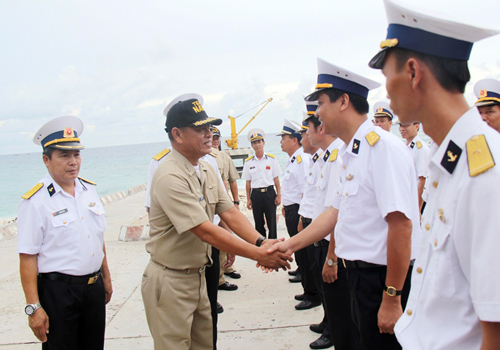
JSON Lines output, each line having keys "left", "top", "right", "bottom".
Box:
{"left": 225, "top": 97, "right": 273, "bottom": 150}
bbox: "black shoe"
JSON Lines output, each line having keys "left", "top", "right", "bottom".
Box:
{"left": 224, "top": 271, "right": 241, "bottom": 279}
{"left": 295, "top": 300, "right": 321, "bottom": 310}
{"left": 217, "top": 302, "right": 224, "bottom": 314}
{"left": 310, "top": 335, "right": 333, "bottom": 349}
{"left": 218, "top": 282, "right": 238, "bottom": 291}
{"left": 309, "top": 323, "right": 326, "bottom": 334}
{"left": 289, "top": 272, "right": 302, "bottom": 283}
{"left": 294, "top": 293, "right": 305, "bottom": 301}
{"left": 288, "top": 268, "right": 299, "bottom": 276}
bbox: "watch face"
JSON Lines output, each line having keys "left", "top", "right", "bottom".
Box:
{"left": 25, "top": 305, "right": 34, "bottom": 315}
{"left": 387, "top": 287, "right": 397, "bottom": 296}
{"left": 327, "top": 259, "right": 333, "bottom": 266}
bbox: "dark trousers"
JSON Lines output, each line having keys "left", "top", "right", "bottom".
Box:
{"left": 38, "top": 275, "right": 105, "bottom": 350}
{"left": 206, "top": 247, "right": 220, "bottom": 350}
{"left": 250, "top": 187, "right": 277, "bottom": 239}
{"left": 345, "top": 263, "right": 413, "bottom": 350}
{"left": 314, "top": 245, "right": 360, "bottom": 350}
{"left": 299, "top": 217, "right": 320, "bottom": 302}
{"left": 284, "top": 204, "right": 301, "bottom": 269}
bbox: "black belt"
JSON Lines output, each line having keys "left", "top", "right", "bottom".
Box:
{"left": 300, "top": 216, "right": 312, "bottom": 225}
{"left": 283, "top": 203, "right": 300, "bottom": 212}
{"left": 253, "top": 185, "right": 274, "bottom": 193}
{"left": 39, "top": 269, "right": 102, "bottom": 285}
{"left": 314, "top": 239, "right": 330, "bottom": 247}
{"left": 342, "top": 259, "right": 384, "bottom": 269}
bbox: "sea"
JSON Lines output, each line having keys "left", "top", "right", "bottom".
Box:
{"left": 0, "top": 127, "right": 428, "bottom": 220}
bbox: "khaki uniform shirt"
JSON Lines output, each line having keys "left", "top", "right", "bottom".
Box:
{"left": 212, "top": 148, "right": 240, "bottom": 183}
{"left": 146, "top": 149, "right": 234, "bottom": 270}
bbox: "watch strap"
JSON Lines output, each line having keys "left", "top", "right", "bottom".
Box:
{"left": 255, "top": 236, "right": 266, "bottom": 247}
{"left": 384, "top": 285, "right": 402, "bottom": 296}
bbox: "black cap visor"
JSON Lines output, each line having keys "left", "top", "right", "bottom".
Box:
{"left": 369, "top": 48, "right": 390, "bottom": 69}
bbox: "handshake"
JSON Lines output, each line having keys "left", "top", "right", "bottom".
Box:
{"left": 254, "top": 238, "right": 293, "bottom": 272}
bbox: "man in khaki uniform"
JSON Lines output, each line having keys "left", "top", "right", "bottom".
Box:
{"left": 142, "top": 94, "right": 292, "bottom": 350}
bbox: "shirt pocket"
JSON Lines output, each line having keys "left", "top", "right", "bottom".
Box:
{"left": 51, "top": 213, "right": 78, "bottom": 246}
{"left": 284, "top": 171, "right": 291, "bottom": 180}
{"left": 249, "top": 167, "right": 257, "bottom": 174}
{"left": 88, "top": 205, "right": 106, "bottom": 235}
{"left": 206, "top": 185, "right": 219, "bottom": 204}
{"left": 339, "top": 181, "right": 360, "bottom": 223}
{"left": 431, "top": 221, "right": 455, "bottom": 298}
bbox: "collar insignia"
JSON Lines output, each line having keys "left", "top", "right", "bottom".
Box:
{"left": 47, "top": 183, "right": 55, "bottom": 197}
{"left": 440, "top": 140, "right": 462, "bottom": 174}
{"left": 323, "top": 150, "right": 330, "bottom": 162}
{"left": 313, "top": 153, "right": 319, "bottom": 163}
{"left": 352, "top": 139, "right": 360, "bottom": 154}
{"left": 410, "top": 141, "right": 415, "bottom": 149}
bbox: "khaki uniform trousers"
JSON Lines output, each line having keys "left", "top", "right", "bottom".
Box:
{"left": 142, "top": 260, "right": 213, "bottom": 350}
{"left": 218, "top": 251, "right": 236, "bottom": 285}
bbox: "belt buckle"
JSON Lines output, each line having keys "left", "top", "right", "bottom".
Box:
{"left": 260, "top": 189, "right": 266, "bottom": 192}
{"left": 88, "top": 275, "right": 98, "bottom": 284}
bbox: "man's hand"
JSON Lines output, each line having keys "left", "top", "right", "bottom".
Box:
{"left": 275, "top": 194, "right": 281, "bottom": 206}
{"left": 103, "top": 275, "right": 113, "bottom": 304}
{"left": 322, "top": 260, "right": 338, "bottom": 283}
{"left": 247, "top": 199, "right": 252, "bottom": 210}
{"left": 378, "top": 294, "right": 403, "bottom": 334}
{"left": 255, "top": 239, "right": 292, "bottom": 272}
{"left": 29, "top": 308, "right": 49, "bottom": 342}
{"left": 224, "top": 253, "right": 236, "bottom": 269}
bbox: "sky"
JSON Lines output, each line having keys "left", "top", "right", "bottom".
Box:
{"left": 1, "top": 0, "right": 499, "bottom": 155}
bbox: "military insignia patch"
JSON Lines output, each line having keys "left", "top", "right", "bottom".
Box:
{"left": 365, "top": 131, "right": 380, "bottom": 146}
{"left": 323, "top": 150, "right": 330, "bottom": 162}
{"left": 416, "top": 141, "right": 423, "bottom": 149}
{"left": 466, "top": 134, "right": 495, "bottom": 177}
{"left": 153, "top": 148, "right": 171, "bottom": 161}
{"left": 21, "top": 183, "right": 43, "bottom": 199}
{"left": 47, "top": 183, "right": 55, "bottom": 197}
{"left": 328, "top": 149, "right": 338, "bottom": 162}
{"left": 440, "top": 140, "right": 462, "bottom": 174}
{"left": 266, "top": 165, "right": 271, "bottom": 170}
{"left": 297, "top": 155, "right": 302, "bottom": 164}
{"left": 245, "top": 155, "right": 254, "bottom": 162}
{"left": 291, "top": 156, "right": 296, "bottom": 163}
{"left": 312, "top": 153, "right": 319, "bottom": 163}
{"left": 410, "top": 141, "right": 415, "bottom": 149}
{"left": 352, "top": 139, "right": 360, "bottom": 154}
{"left": 479, "top": 89, "right": 488, "bottom": 98}
{"left": 378, "top": 107, "right": 383, "bottom": 113}
{"left": 64, "top": 127, "right": 75, "bottom": 138}
{"left": 78, "top": 177, "right": 96, "bottom": 185}
{"left": 267, "top": 153, "right": 276, "bottom": 158}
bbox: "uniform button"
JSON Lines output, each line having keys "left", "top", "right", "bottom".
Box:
{"left": 416, "top": 267, "right": 422, "bottom": 274}
{"left": 81, "top": 216, "right": 84, "bottom": 220}
{"left": 343, "top": 165, "right": 346, "bottom": 169}
{"left": 97, "top": 211, "right": 100, "bottom": 214}
{"left": 425, "top": 224, "right": 430, "bottom": 231}
{"left": 88, "top": 235, "right": 90, "bottom": 238}
{"left": 434, "top": 239, "right": 438, "bottom": 247}
{"left": 63, "top": 221, "right": 67, "bottom": 224}
{"left": 407, "top": 309, "right": 413, "bottom": 316}
{"left": 345, "top": 192, "right": 348, "bottom": 196}
{"left": 92, "top": 253, "right": 94, "bottom": 256}
{"left": 433, "top": 182, "right": 438, "bottom": 188}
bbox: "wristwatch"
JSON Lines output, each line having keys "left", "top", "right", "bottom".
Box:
{"left": 326, "top": 258, "right": 338, "bottom": 267}
{"left": 384, "top": 285, "right": 403, "bottom": 297}
{"left": 233, "top": 201, "right": 240, "bottom": 205}
{"left": 255, "top": 236, "right": 266, "bottom": 247}
{"left": 25, "top": 302, "right": 42, "bottom": 316}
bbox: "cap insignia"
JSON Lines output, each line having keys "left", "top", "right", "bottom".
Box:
{"left": 466, "top": 134, "right": 495, "bottom": 177}
{"left": 192, "top": 100, "right": 205, "bottom": 113}
{"left": 479, "top": 89, "right": 488, "bottom": 98}
{"left": 64, "top": 127, "right": 75, "bottom": 138}
{"left": 378, "top": 107, "right": 383, "bottom": 113}
{"left": 380, "top": 38, "right": 399, "bottom": 49}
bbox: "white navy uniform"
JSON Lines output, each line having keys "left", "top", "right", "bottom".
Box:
{"left": 395, "top": 108, "right": 500, "bottom": 349}
{"left": 313, "top": 138, "right": 344, "bottom": 223}
{"left": 145, "top": 149, "right": 171, "bottom": 209}
{"left": 241, "top": 153, "right": 281, "bottom": 187}
{"left": 406, "top": 134, "right": 430, "bottom": 182}
{"left": 298, "top": 149, "right": 322, "bottom": 219}
{"left": 332, "top": 120, "right": 420, "bottom": 265}
{"left": 17, "top": 175, "right": 105, "bottom": 276}
{"left": 282, "top": 147, "right": 308, "bottom": 206}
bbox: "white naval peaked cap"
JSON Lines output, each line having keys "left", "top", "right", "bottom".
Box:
{"left": 247, "top": 128, "right": 265, "bottom": 142}
{"left": 277, "top": 118, "right": 302, "bottom": 140}
{"left": 373, "top": 101, "right": 394, "bottom": 120}
{"left": 301, "top": 111, "right": 310, "bottom": 131}
{"left": 369, "top": 0, "right": 500, "bottom": 69}
{"left": 33, "top": 115, "right": 85, "bottom": 150}
{"left": 303, "top": 93, "right": 319, "bottom": 115}
{"left": 306, "top": 58, "right": 381, "bottom": 101}
{"left": 474, "top": 78, "right": 500, "bottom": 107}
{"left": 163, "top": 93, "right": 204, "bottom": 117}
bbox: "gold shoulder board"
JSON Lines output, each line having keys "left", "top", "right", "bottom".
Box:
{"left": 245, "top": 155, "right": 254, "bottom": 162}
{"left": 365, "top": 131, "right": 380, "bottom": 146}
{"left": 78, "top": 176, "right": 96, "bottom": 185}
{"left": 267, "top": 153, "right": 276, "bottom": 158}
{"left": 209, "top": 152, "right": 216, "bottom": 157}
{"left": 153, "top": 148, "right": 171, "bottom": 161}
{"left": 328, "top": 149, "right": 339, "bottom": 162}
{"left": 466, "top": 135, "right": 495, "bottom": 177}
{"left": 22, "top": 183, "right": 44, "bottom": 199}
{"left": 297, "top": 155, "right": 302, "bottom": 164}
{"left": 416, "top": 141, "right": 423, "bottom": 149}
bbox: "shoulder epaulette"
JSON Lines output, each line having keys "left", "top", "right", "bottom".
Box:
{"left": 466, "top": 134, "right": 495, "bottom": 177}
{"left": 297, "top": 155, "right": 302, "bottom": 164}
{"left": 328, "top": 149, "right": 339, "bottom": 162}
{"left": 22, "top": 183, "right": 44, "bottom": 199}
{"left": 267, "top": 153, "right": 276, "bottom": 158}
{"left": 209, "top": 152, "right": 217, "bottom": 158}
{"left": 245, "top": 155, "right": 254, "bottom": 162}
{"left": 416, "top": 141, "right": 423, "bottom": 149}
{"left": 365, "top": 131, "right": 380, "bottom": 146}
{"left": 78, "top": 176, "right": 96, "bottom": 185}
{"left": 153, "top": 148, "right": 171, "bottom": 161}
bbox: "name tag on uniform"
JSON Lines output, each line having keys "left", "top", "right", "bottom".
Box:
{"left": 250, "top": 166, "right": 255, "bottom": 170}
{"left": 199, "top": 195, "right": 205, "bottom": 202}
{"left": 53, "top": 208, "right": 68, "bottom": 217}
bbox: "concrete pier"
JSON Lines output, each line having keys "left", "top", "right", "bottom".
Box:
{"left": 0, "top": 191, "right": 326, "bottom": 349}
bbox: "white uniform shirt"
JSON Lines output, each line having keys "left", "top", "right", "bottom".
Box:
{"left": 145, "top": 156, "right": 167, "bottom": 209}
{"left": 332, "top": 120, "right": 420, "bottom": 265}
{"left": 298, "top": 149, "right": 322, "bottom": 219}
{"left": 241, "top": 153, "right": 281, "bottom": 188}
{"left": 17, "top": 174, "right": 106, "bottom": 275}
{"left": 282, "top": 147, "right": 309, "bottom": 206}
{"left": 406, "top": 134, "right": 430, "bottom": 180}
{"left": 395, "top": 108, "right": 500, "bottom": 350}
